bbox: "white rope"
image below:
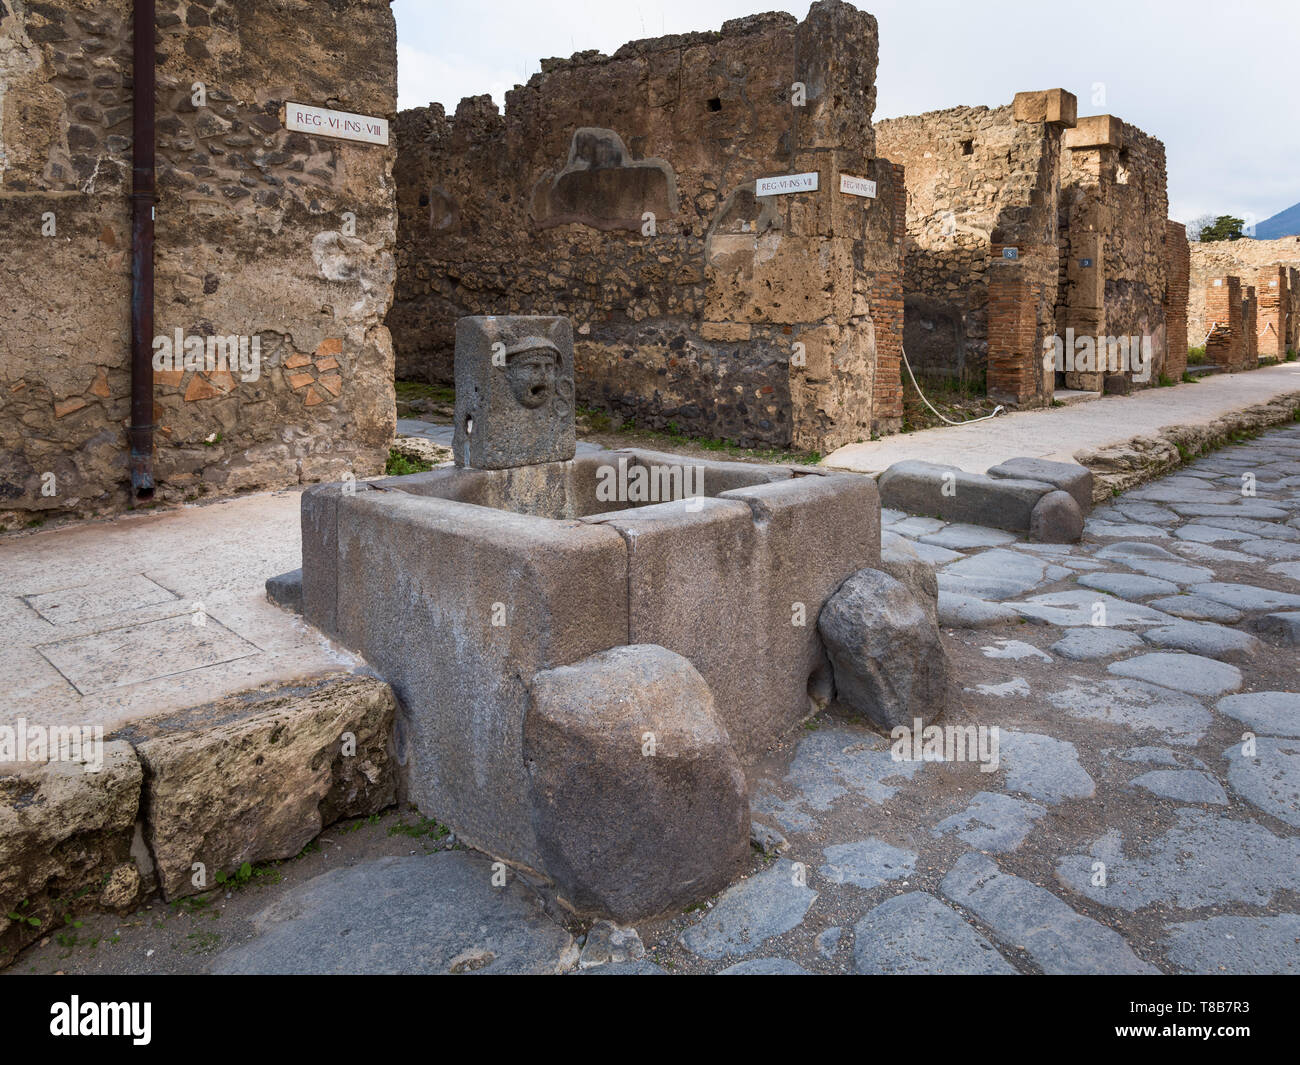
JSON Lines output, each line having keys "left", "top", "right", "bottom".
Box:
{"left": 899, "top": 343, "right": 1006, "bottom": 426}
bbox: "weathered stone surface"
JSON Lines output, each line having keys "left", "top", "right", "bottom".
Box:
{"left": 1189, "top": 582, "right": 1300, "bottom": 614}
{"left": 997, "top": 731, "right": 1095, "bottom": 804}
{"left": 136, "top": 675, "right": 398, "bottom": 899}
{"left": 1215, "top": 692, "right": 1300, "bottom": 738}
{"left": 750, "top": 821, "right": 789, "bottom": 857}
{"left": 937, "top": 592, "right": 1019, "bottom": 628}
{"left": 680, "top": 859, "right": 818, "bottom": 960}
{"left": 1106, "top": 652, "right": 1242, "bottom": 698}
{"left": 879, "top": 531, "right": 939, "bottom": 628}
{"left": 1251, "top": 611, "right": 1300, "bottom": 646}
{"left": 1077, "top": 572, "right": 1178, "bottom": 599}
{"left": 210, "top": 853, "right": 578, "bottom": 974}
{"left": 525, "top": 645, "right": 749, "bottom": 921}
{"left": 818, "top": 838, "right": 916, "bottom": 889}
{"left": 1165, "top": 914, "right": 1300, "bottom": 975}
{"left": 579, "top": 921, "right": 646, "bottom": 970}
{"left": 918, "top": 524, "right": 1016, "bottom": 550}
{"left": 940, "top": 853, "right": 1156, "bottom": 974}
{"left": 853, "top": 891, "right": 1016, "bottom": 975}
{"left": 819, "top": 568, "right": 951, "bottom": 730}
{"left": 1129, "top": 769, "right": 1228, "bottom": 805}
{"left": 987, "top": 457, "right": 1094, "bottom": 514}
{"left": 931, "top": 792, "right": 1046, "bottom": 852}
{"left": 0, "top": 742, "right": 143, "bottom": 967}
{"left": 1146, "top": 595, "right": 1244, "bottom": 624}
{"left": 1045, "top": 677, "right": 1211, "bottom": 746}
{"left": 452, "top": 316, "right": 576, "bottom": 470}
{"left": 1223, "top": 738, "right": 1300, "bottom": 827}
{"left": 1138, "top": 621, "right": 1261, "bottom": 663}
{"left": 940, "top": 548, "right": 1067, "bottom": 599}
{"left": 573, "top": 960, "right": 668, "bottom": 975}
{"left": 1049, "top": 626, "right": 1144, "bottom": 660}
{"left": 878, "top": 461, "right": 1054, "bottom": 533}
{"left": 1014, "top": 590, "right": 1175, "bottom": 627}
{"left": 264, "top": 568, "right": 303, "bottom": 614}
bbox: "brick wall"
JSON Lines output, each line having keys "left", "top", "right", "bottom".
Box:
{"left": 1189, "top": 235, "right": 1300, "bottom": 347}
{"left": 1162, "top": 221, "right": 1190, "bottom": 380}
{"left": 1243, "top": 286, "right": 1259, "bottom": 368}
{"left": 1256, "top": 266, "right": 1289, "bottom": 359}
{"left": 1205, "top": 276, "right": 1244, "bottom": 370}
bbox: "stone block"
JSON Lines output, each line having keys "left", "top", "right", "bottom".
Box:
{"left": 1, "top": 742, "right": 144, "bottom": 967}
{"left": 818, "top": 568, "right": 951, "bottom": 730}
{"left": 878, "top": 460, "right": 1055, "bottom": 533}
{"left": 265, "top": 568, "right": 303, "bottom": 613}
{"left": 1012, "top": 88, "right": 1077, "bottom": 128}
{"left": 136, "top": 676, "right": 398, "bottom": 899}
{"left": 880, "top": 530, "right": 938, "bottom": 628}
{"left": 452, "top": 316, "right": 576, "bottom": 470}
{"left": 1064, "top": 114, "right": 1123, "bottom": 150}
{"left": 986, "top": 457, "right": 1094, "bottom": 514}
{"left": 1029, "top": 490, "right": 1085, "bottom": 544}
{"left": 525, "top": 645, "right": 749, "bottom": 921}
{"left": 333, "top": 490, "right": 628, "bottom": 868}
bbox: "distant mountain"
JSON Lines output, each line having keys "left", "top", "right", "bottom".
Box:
{"left": 1255, "top": 201, "right": 1300, "bottom": 239}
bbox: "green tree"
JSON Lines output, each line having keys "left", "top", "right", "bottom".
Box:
{"left": 1198, "top": 215, "right": 1247, "bottom": 242}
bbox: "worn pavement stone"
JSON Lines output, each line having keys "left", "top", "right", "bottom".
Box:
{"left": 852, "top": 891, "right": 1016, "bottom": 975}
{"left": 680, "top": 859, "right": 818, "bottom": 960}
{"left": 1107, "top": 652, "right": 1242, "bottom": 697}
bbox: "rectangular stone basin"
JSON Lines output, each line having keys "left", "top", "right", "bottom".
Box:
{"left": 299, "top": 449, "right": 879, "bottom": 870}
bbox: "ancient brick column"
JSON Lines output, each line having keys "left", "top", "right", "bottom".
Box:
{"left": 1204, "top": 276, "right": 1243, "bottom": 370}
{"left": 1162, "top": 221, "right": 1190, "bottom": 380}
{"left": 1256, "top": 266, "right": 1288, "bottom": 360}
{"left": 1243, "top": 286, "right": 1259, "bottom": 368}
{"left": 986, "top": 249, "right": 1043, "bottom": 405}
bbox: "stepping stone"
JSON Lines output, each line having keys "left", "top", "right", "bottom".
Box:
{"left": 937, "top": 592, "right": 1019, "bottom": 629}
{"left": 998, "top": 731, "right": 1095, "bottom": 803}
{"left": 1013, "top": 590, "right": 1174, "bottom": 628}
{"left": 939, "top": 549, "right": 1067, "bottom": 600}
{"left": 1077, "top": 572, "right": 1179, "bottom": 599}
{"left": 1198, "top": 516, "right": 1300, "bottom": 541}
{"left": 931, "top": 792, "right": 1046, "bottom": 852}
{"left": 1215, "top": 692, "right": 1300, "bottom": 737}
{"left": 919, "top": 524, "right": 1016, "bottom": 550}
{"left": 891, "top": 516, "right": 947, "bottom": 537}
{"left": 1223, "top": 738, "right": 1300, "bottom": 827}
{"left": 718, "top": 958, "right": 810, "bottom": 975}
{"left": 1056, "top": 809, "right": 1300, "bottom": 911}
{"left": 852, "top": 892, "right": 1016, "bottom": 975}
{"left": 1164, "top": 915, "right": 1300, "bottom": 975}
{"left": 939, "top": 853, "right": 1155, "bottom": 974}
{"left": 1129, "top": 769, "right": 1228, "bottom": 805}
{"left": 1267, "top": 561, "right": 1300, "bottom": 583}
{"left": 1138, "top": 621, "right": 1261, "bottom": 664}
{"left": 1174, "top": 543, "right": 1256, "bottom": 563}
{"left": 908, "top": 540, "right": 965, "bottom": 566}
{"left": 1146, "top": 595, "right": 1244, "bottom": 624}
{"left": 1107, "top": 652, "right": 1242, "bottom": 697}
{"left": 1189, "top": 582, "right": 1300, "bottom": 613}
{"left": 1119, "top": 558, "right": 1216, "bottom": 585}
{"left": 1252, "top": 612, "right": 1300, "bottom": 645}
{"left": 819, "top": 838, "right": 916, "bottom": 890}
{"left": 1050, "top": 627, "right": 1144, "bottom": 660}
{"left": 1173, "top": 524, "right": 1257, "bottom": 543}
{"left": 1084, "top": 520, "right": 1165, "bottom": 539}
{"left": 979, "top": 638, "right": 1052, "bottom": 662}
{"left": 1045, "top": 677, "right": 1211, "bottom": 746}
{"left": 680, "top": 859, "right": 818, "bottom": 960}
{"left": 208, "top": 853, "right": 577, "bottom": 975}
{"left": 1238, "top": 539, "right": 1300, "bottom": 561}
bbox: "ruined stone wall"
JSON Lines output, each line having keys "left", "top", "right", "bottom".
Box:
{"left": 1058, "top": 116, "right": 1171, "bottom": 387}
{"left": 874, "top": 98, "right": 1064, "bottom": 394}
{"left": 0, "top": 0, "right": 397, "bottom": 526}
{"left": 1189, "top": 235, "right": 1300, "bottom": 352}
{"left": 390, "top": 1, "right": 905, "bottom": 451}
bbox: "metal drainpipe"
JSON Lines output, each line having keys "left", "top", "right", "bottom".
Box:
{"left": 128, "top": 0, "right": 156, "bottom": 501}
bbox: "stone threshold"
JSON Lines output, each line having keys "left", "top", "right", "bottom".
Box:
{"left": 0, "top": 672, "right": 398, "bottom": 969}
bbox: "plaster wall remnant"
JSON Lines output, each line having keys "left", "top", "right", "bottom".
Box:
{"left": 0, "top": 0, "right": 398, "bottom": 527}
{"left": 389, "top": 1, "right": 907, "bottom": 451}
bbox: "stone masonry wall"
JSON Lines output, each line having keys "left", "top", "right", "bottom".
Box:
{"left": 1189, "top": 235, "right": 1300, "bottom": 354}
{"left": 1058, "top": 116, "right": 1171, "bottom": 388}
{"left": 874, "top": 96, "right": 1067, "bottom": 396}
{"left": 0, "top": 0, "right": 398, "bottom": 527}
{"left": 389, "top": 1, "right": 905, "bottom": 451}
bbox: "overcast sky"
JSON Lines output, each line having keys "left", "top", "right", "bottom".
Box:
{"left": 392, "top": 0, "right": 1299, "bottom": 229}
